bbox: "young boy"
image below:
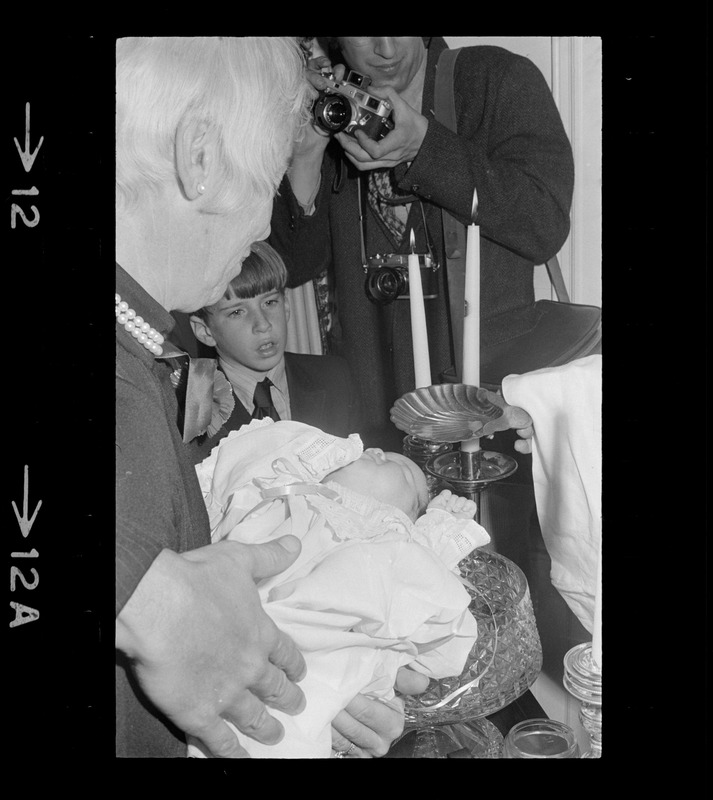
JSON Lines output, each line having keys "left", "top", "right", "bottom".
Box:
{"left": 189, "top": 241, "right": 364, "bottom": 463}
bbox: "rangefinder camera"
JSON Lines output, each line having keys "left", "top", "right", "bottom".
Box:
{"left": 364, "top": 254, "right": 440, "bottom": 305}
{"left": 313, "top": 70, "right": 395, "bottom": 141}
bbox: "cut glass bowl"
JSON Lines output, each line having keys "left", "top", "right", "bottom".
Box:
{"left": 405, "top": 549, "right": 542, "bottom": 726}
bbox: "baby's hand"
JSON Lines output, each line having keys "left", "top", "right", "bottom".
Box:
{"left": 427, "top": 489, "right": 477, "bottom": 520}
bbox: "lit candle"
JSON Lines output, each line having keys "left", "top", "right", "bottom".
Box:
{"left": 592, "top": 541, "right": 602, "bottom": 669}
{"left": 461, "top": 189, "right": 481, "bottom": 454}
{"left": 408, "top": 229, "right": 431, "bottom": 388}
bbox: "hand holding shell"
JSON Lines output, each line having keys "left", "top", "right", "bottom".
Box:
{"left": 390, "top": 384, "right": 532, "bottom": 443}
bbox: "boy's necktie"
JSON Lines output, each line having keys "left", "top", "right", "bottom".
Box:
{"left": 252, "top": 377, "right": 281, "bottom": 421}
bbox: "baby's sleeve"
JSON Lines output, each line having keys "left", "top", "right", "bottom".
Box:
{"left": 412, "top": 510, "right": 491, "bottom": 570}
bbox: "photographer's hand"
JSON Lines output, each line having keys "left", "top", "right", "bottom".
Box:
{"left": 287, "top": 58, "right": 344, "bottom": 210}
{"left": 336, "top": 88, "right": 428, "bottom": 171}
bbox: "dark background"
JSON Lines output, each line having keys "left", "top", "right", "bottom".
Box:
{"left": 5, "top": 34, "right": 115, "bottom": 759}
{"left": 4, "top": 21, "right": 707, "bottom": 769}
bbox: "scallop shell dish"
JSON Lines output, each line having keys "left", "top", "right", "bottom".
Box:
{"left": 390, "top": 383, "right": 530, "bottom": 443}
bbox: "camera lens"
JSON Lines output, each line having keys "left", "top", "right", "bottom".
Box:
{"left": 322, "top": 99, "right": 349, "bottom": 128}
{"left": 313, "top": 95, "right": 352, "bottom": 133}
{"left": 365, "top": 267, "right": 406, "bottom": 305}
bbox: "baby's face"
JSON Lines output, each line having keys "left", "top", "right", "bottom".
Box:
{"left": 326, "top": 448, "right": 430, "bottom": 522}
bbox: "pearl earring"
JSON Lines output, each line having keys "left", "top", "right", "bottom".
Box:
{"left": 197, "top": 184, "right": 206, "bottom": 194}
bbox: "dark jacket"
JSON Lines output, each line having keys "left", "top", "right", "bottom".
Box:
{"left": 116, "top": 264, "right": 210, "bottom": 757}
{"left": 189, "top": 350, "right": 366, "bottom": 463}
{"left": 270, "top": 38, "right": 574, "bottom": 449}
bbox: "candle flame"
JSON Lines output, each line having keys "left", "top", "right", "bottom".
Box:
{"left": 409, "top": 228, "right": 415, "bottom": 252}
{"left": 471, "top": 188, "right": 479, "bottom": 223}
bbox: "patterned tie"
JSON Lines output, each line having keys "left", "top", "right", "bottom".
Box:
{"left": 252, "top": 377, "right": 280, "bottom": 421}
{"left": 368, "top": 168, "right": 410, "bottom": 245}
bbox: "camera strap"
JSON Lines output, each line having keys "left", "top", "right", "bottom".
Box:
{"left": 434, "top": 47, "right": 466, "bottom": 380}
{"left": 356, "top": 175, "right": 437, "bottom": 269}
{"left": 357, "top": 174, "right": 369, "bottom": 270}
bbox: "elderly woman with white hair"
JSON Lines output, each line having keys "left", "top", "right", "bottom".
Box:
{"left": 115, "top": 37, "right": 414, "bottom": 759}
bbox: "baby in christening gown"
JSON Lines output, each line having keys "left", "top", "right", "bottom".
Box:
{"left": 189, "top": 419, "right": 491, "bottom": 759}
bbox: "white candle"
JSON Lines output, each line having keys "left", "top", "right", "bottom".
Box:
{"left": 408, "top": 230, "right": 431, "bottom": 388}
{"left": 462, "top": 191, "right": 480, "bottom": 387}
{"left": 592, "top": 541, "right": 602, "bottom": 669}
{"left": 461, "top": 190, "right": 481, "bottom": 453}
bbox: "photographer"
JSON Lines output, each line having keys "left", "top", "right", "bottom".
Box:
{"left": 270, "top": 36, "right": 574, "bottom": 450}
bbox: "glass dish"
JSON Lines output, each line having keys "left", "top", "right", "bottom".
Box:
{"left": 503, "top": 718, "right": 581, "bottom": 758}
{"left": 405, "top": 549, "right": 542, "bottom": 726}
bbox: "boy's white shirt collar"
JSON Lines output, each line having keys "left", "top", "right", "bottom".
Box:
{"left": 219, "top": 354, "right": 290, "bottom": 419}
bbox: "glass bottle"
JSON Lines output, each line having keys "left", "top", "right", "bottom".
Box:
{"left": 563, "top": 643, "right": 602, "bottom": 758}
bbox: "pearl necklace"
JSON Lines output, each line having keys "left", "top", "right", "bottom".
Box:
{"left": 115, "top": 293, "right": 165, "bottom": 356}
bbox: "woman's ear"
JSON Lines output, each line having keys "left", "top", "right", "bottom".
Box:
{"left": 175, "top": 116, "right": 216, "bottom": 201}
{"left": 190, "top": 314, "right": 217, "bottom": 348}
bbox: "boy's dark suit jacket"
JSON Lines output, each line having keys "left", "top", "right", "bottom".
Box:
{"left": 189, "top": 351, "right": 365, "bottom": 464}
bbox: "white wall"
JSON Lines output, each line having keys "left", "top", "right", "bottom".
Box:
{"left": 444, "top": 36, "right": 602, "bottom": 308}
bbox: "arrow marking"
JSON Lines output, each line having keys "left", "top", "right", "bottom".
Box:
{"left": 12, "top": 465, "right": 42, "bottom": 538}
{"left": 14, "top": 103, "right": 44, "bottom": 173}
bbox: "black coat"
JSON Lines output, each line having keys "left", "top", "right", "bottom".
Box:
{"left": 116, "top": 265, "right": 210, "bottom": 757}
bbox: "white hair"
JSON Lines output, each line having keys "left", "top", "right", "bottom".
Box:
{"left": 116, "top": 37, "right": 310, "bottom": 215}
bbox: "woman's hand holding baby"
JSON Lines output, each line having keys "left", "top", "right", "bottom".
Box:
{"left": 330, "top": 667, "right": 429, "bottom": 757}
{"left": 427, "top": 489, "right": 477, "bottom": 520}
{"left": 116, "top": 538, "right": 307, "bottom": 758}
